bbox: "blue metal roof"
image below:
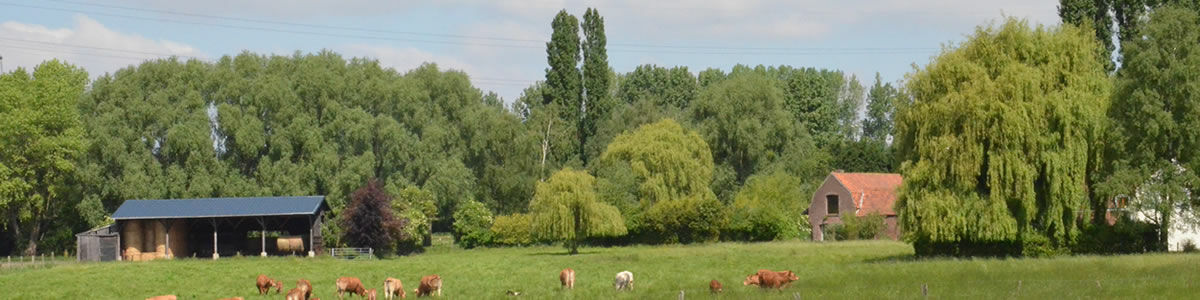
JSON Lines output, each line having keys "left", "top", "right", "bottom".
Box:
{"left": 112, "top": 196, "right": 327, "bottom": 220}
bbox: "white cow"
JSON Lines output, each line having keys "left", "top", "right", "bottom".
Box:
{"left": 614, "top": 271, "right": 634, "bottom": 291}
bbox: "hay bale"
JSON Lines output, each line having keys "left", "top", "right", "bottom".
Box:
{"left": 151, "top": 221, "right": 167, "bottom": 254}
{"left": 276, "top": 236, "right": 305, "bottom": 253}
{"left": 122, "top": 220, "right": 143, "bottom": 260}
{"left": 167, "top": 220, "right": 188, "bottom": 258}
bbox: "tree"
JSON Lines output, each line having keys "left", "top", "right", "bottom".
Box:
{"left": 1104, "top": 6, "right": 1200, "bottom": 250}
{"left": 894, "top": 19, "right": 1110, "bottom": 256}
{"left": 341, "top": 179, "right": 406, "bottom": 256}
{"left": 529, "top": 168, "right": 625, "bottom": 254}
{"left": 862, "top": 73, "right": 897, "bottom": 142}
{"left": 544, "top": 10, "right": 583, "bottom": 164}
{"left": 581, "top": 7, "right": 612, "bottom": 165}
{"left": 452, "top": 199, "right": 493, "bottom": 249}
{"left": 726, "top": 172, "right": 812, "bottom": 241}
{"left": 0, "top": 60, "right": 88, "bottom": 256}
{"left": 690, "top": 71, "right": 814, "bottom": 188}
{"left": 596, "top": 119, "right": 726, "bottom": 243}
{"left": 1059, "top": 0, "right": 1116, "bottom": 72}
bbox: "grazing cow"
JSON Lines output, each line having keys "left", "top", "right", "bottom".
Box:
{"left": 384, "top": 277, "right": 406, "bottom": 299}
{"left": 217, "top": 298, "right": 245, "bottom": 300}
{"left": 257, "top": 274, "right": 283, "bottom": 295}
{"left": 145, "top": 296, "right": 176, "bottom": 300}
{"left": 559, "top": 268, "right": 575, "bottom": 289}
{"left": 286, "top": 288, "right": 307, "bottom": 300}
{"left": 414, "top": 274, "right": 442, "bottom": 297}
{"left": 710, "top": 279, "right": 723, "bottom": 293}
{"left": 336, "top": 277, "right": 369, "bottom": 299}
{"left": 366, "top": 289, "right": 377, "bottom": 300}
{"left": 744, "top": 269, "right": 798, "bottom": 289}
{"left": 614, "top": 271, "right": 634, "bottom": 291}
{"left": 297, "top": 279, "right": 314, "bottom": 300}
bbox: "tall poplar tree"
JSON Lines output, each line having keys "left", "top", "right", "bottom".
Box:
{"left": 544, "top": 10, "right": 583, "bottom": 165}
{"left": 581, "top": 7, "right": 611, "bottom": 165}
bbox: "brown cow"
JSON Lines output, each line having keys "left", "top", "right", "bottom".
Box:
{"left": 145, "top": 296, "right": 176, "bottom": 300}
{"left": 366, "top": 289, "right": 378, "bottom": 300}
{"left": 559, "top": 268, "right": 575, "bottom": 289}
{"left": 337, "top": 277, "right": 369, "bottom": 299}
{"left": 414, "top": 274, "right": 442, "bottom": 297}
{"left": 710, "top": 279, "right": 723, "bottom": 293}
{"left": 744, "top": 269, "right": 798, "bottom": 289}
{"left": 298, "top": 279, "right": 314, "bottom": 299}
{"left": 257, "top": 274, "right": 283, "bottom": 295}
{"left": 217, "top": 298, "right": 245, "bottom": 300}
{"left": 286, "top": 287, "right": 307, "bottom": 300}
{"left": 383, "top": 277, "right": 407, "bottom": 299}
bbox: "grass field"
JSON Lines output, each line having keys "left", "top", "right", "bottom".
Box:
{"left": 1, "top": 240, "right": 1198, "bottom": 299}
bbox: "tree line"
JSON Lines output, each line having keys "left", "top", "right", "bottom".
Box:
{"left": 4, "top": 4, "right": 1194, "bottom": 257}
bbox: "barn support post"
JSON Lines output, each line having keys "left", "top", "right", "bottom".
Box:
{"left": 210, "top": 218, "right": 219, "bottom": 260}
{"left": 307, "top": 215, "right": 315, "bottom": 257}
{"left": 115, "top": 221, "right": 122, "bottom": 261}
{"left": 256, "top": 217, "right": 267, "bottom": 257}
{"left": 161, "top": 220, "right": 174, "bottom": 259}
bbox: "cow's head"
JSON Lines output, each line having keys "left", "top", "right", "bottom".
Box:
{"left": 272, "top": 280, "right": 283, "bottom": 293}
{"left": 742, "top": 274, "right": 761, "bottom": 286}
{"left": 784, "top": 271, "right": 799, "bottom": 281}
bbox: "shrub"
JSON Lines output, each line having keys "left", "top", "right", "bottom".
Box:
{"left": 490, "top": 213, "right": 534, "bottom": 246}
{"left": 392, "top": 186, "right": 437, "bottom": 253}
{"left": 341, "top": 179, "right": 406, "bottom": 256}
{"left": 837, "top": 213, "right": 884, "bottom": 240}
{"left": 644, "top": 193, "right": 727, "bottom": 243}
{"left": 724, "top": 172, "right": 811, "bottom": 241}
{"left": 452, "top": 199, "right": 494, "bottom": 249}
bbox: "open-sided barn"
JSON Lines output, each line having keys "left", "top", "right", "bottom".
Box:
{"left": 76, "top": 196, "right": 328, "bottom": 262}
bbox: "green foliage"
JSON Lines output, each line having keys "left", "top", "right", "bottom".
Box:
{"left": 691, "top": 71, "right": 813, "bottom": 187}
{"left": 451, "top": 199, "right": 493, "bottom": 249}
{"left": 597, "top": 119, "right": 725, "bottom": 243}
{"left": 829, "top": 138, "right": 894, "bottom": 173}
{"left": 725, "top": 172, "right": 812, "bottom": 241}
{"left": 862, "top": 73, "right": 898, "bottom": 141}
{"left": 581, "top": 7, "right": 612, "bottom": 165}
{"left": 0, "top": 60, "right": 88, "bottom": 255}
{"left": 529, "top": 168, "right": 625, "bottom": 254}
{"left": 895, "top": 19, "right": 1111, "bottom": 256}
{"left": 837, "top": 213, "right": 885, "bottom": 241}
{"left": 1104, "top": 5, "right": 1200, "bottom": 248}
{"left": 1058, "top": 0, "right": 1116, "bottom": 72}
{"left": 490, "top": 213, "right": 535, "bottom": 246}
{"left": 390, "top": 185, "right": 436, "bottom": 252}
{"left": 544, "top": 9, "right": 584, "bottom": 164}
{"left": 616, "top": 65, "right": 697, "bottom": 108}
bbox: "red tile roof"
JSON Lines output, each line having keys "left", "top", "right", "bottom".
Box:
{"left": 831, "top": 172, "right": 903, "bottom": 216}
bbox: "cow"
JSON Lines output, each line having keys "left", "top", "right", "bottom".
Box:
{"left": 366, "top": 289, "right": 378, "bottom": 300}
{"left": 257, "top": 274, "right": 283, "bottom": 295}
{"left": 559, "top": 268, "right": 575, "bottom": 289}
{"left": 384, "top": 277, "right": 407, "bottom": 299}
{"left": 744, "top": 269, "right": 798, "bottom": 289}
{"left": 298, "top": 279, "right": 314, "bottom": 300}
{"left": 414, "top": 274, "right": 442, "bottom": 297}
{"left": 217, "top": 298, "right": 245, "bottom": 300}
{"left": 614, "top": 271, "right": 634, "bottom": 291}
{"left": 710, "top": 279, "right": 723, "bottom": 293}
{"left": 336, "top": 277, "right": 369, "bottom": 299}
{"left": 286, "top": 288, "right": 308, "bottom": 300}
{"left": 145, "top": 296, "right": 176, "bottom": 300}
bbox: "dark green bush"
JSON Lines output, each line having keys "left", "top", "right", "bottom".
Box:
{"left": 451, "top": 200, "right": 493, "bottom": 249}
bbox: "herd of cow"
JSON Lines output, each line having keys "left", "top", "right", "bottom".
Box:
{"left": 141, "top": 268, "right": 797, "bottom": 299}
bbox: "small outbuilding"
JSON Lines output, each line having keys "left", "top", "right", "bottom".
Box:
{"left": 77, "top": 196, "right": 328, "bottom": 262}
{"left": 808, "top": 171, "right": 903, "bottom": 241}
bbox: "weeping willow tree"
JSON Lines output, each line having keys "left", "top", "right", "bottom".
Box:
{"left": 530, "top": 168, "right": 626, "bottom": 254}
{"left": 894, "top": 18, "right": 1110, "bottom": 256}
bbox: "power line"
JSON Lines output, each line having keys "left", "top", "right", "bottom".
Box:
{"left": 7, "top": 1, "right": 939, "bottom": 55}
{"left": 0, "top": 37, "right": 200, "bottom": 59}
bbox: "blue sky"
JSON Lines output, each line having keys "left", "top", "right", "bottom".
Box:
{"left": 0, "top": 0, "right": 1060, "bottom": 103}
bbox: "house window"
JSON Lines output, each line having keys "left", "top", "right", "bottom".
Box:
{"left": 827, "top": 195, "right": 839, "bottom": 214}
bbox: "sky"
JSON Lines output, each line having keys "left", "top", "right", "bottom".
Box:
{"left": 0, "top": 0, "right": 1061, "bottom": 104}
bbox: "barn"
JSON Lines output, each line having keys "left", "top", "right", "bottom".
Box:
{"left": 808, "top": 171, "right": 903, "bottom": 241}
{"left": 76, "top": 196, "right": 329, "bottom": 262}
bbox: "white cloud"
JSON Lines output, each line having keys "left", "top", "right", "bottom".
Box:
{"left": 0, "top": 15, "right": 204, "bottom": 78}
{"left": 339, "top": 44, "right": 474, "bottom": 75}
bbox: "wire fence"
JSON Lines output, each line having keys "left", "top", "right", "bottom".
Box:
{"left": 0, "top": 254, "right": 77, "bottom": 270}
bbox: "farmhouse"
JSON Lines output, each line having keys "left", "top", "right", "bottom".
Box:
{"left": 76, "top": 196, "right": 328, "bottom": 262}
{"left": 808, "top": 171, "right": 903, "bottom": 241}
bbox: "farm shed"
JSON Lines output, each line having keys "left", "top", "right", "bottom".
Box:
{"left": 76, "top": 224, "right": 120, "bottom": 262}
{"left": 101, "top": 196, "right": 329, "bottom": 261}
{"left": 808, "top": 171, "right": 903, "bottom": 241}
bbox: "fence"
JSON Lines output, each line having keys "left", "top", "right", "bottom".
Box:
{"left": 329, "top": 247, "right": 373, "bottom": 259}
{"left": 0, "top": 254, "right": 76, "bottom": 270}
